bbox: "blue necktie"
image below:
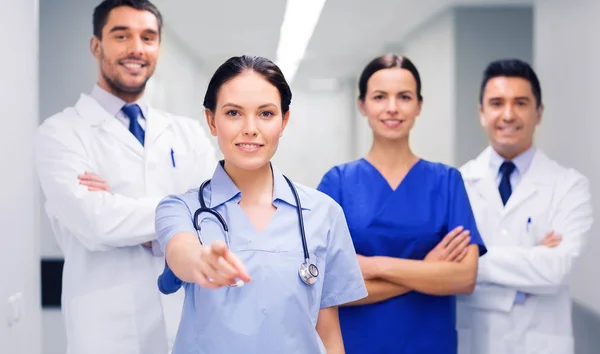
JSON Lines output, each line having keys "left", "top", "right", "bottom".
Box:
{"left": 498, "top": 161, "right": 516, "bottom": 206}
{"left": 122, "top": 104, "right": 145, "bottom": 146}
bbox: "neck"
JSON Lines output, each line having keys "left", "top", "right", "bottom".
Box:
{"left": 223, "top": 161, "right": 273, "bottom": 206}
{"left": 97, "top": 79, "right": 144, "bottom": 103}
{"left": 366, "top": 135, "right": 417, "bottom": 171}
{"left": 492, "top": 142, "right": 533, "bottom": 161}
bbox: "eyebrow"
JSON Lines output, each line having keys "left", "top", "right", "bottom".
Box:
{"left": 372, "top": 90, "right": 414, "bottom": 95}
{"left": 488, "top": 96, "right": 531, "bottom": 101}
{"left": 221, "top": 103, "right": 278, "bottom": 109}
{"left": 109, "top": 26, "right": 130, "bottom": 33}
{"left": 108, "top": 26, "right": 158, "bottom": 36}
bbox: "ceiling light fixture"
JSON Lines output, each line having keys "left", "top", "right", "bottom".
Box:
{"left": 275, "top": 0, "right": 327, "bottom": 84}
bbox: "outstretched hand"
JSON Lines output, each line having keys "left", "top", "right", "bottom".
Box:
{"left": 193, "top": 240, "right": 252, "bottom": 289}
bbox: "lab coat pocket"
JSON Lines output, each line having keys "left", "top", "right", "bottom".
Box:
{"left": 526, "top": 332, "right": 574, "bottom": 354}
{"left": 457, "top": 329, "right": 471, "bottom": 354}
{"left": 171, "top": 150, "right": 199, "bottom": 191}
{"left": 67, "top": 284, "right": 138, "bottom": 354}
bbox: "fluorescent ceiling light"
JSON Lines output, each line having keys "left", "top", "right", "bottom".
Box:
{"left": 276, "top": 0, "right": 327, "bottom": 84}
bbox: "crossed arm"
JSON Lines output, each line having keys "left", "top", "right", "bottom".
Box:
{"left": 345, "top": 226, "right": 478, "bottom": 306}
{"left": 476, "top": 174, "right": 592, "bottom": 296}
{"left": 35, "top": 126, "right": 161, "bottom": 251}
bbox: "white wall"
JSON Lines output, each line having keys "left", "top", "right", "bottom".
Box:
{"left": 274, "top": 83, "right": 355, "bottom": 188}
{"left": 403, "top": 10, "right": 457, "bottom": 166}
{"left": 0, "top": 0, "right": 42, "bottom": 353}
{"left": 38, "top": 1, "right": 211, "bottom": 353}
{"left": 534, "top": 0, "right": 600, "bottom": 314}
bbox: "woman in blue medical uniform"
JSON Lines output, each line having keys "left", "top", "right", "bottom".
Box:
{"left": 317, "top": 54, "right": 487, "bottom": 354}
{"left": 154, "top": 55, "right": 367, "bottom": 354}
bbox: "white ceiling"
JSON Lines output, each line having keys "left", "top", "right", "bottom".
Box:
{"left": 154, "top": 0, "right": 286, "bottom": 74}
{"left": 154, "top": 0, "right": 533, "bottom": 87}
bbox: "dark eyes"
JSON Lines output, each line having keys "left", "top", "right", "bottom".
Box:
{"left": 225, "top": 110, "right": 275, "bottom": 118}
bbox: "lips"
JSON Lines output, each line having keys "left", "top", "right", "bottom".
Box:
{"left": 381, "top": 119, "right": 404, "bottom": 128}
{"left": 497, "top": 125, "right": 522, "bottom": 134}
{"left": 119, "top": 59, "right": 147, "bottom": 74}
{"left": 235, "top": 142, "right": 264, "bottom": 152}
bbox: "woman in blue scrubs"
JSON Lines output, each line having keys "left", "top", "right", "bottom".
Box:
{"left": 155, "top": 56, "right": 367, "bottom": 354}
{"left": 317, "top": 54, "right": 487, "bottom": 354}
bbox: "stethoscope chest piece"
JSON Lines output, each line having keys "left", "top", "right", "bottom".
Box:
{"left": 299, "top": 262, "right": 319, "bottom": 286}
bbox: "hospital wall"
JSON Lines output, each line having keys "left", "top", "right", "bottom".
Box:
{"left": 534, "top": 0, "right": 600, "bottom": 322}
{"left": 0, "top": 0, "right": 43, "bottom": 353}
{"left": 274, "top": 84, "right": 355, "bottom": 188}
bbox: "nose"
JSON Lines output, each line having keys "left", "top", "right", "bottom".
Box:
{"left": 242, "top": 116, "right": 258, "bottom": 137}
{"left": 501, "top": 103, "right": 516, "bottom": 122}
{"left": 386, "top": 98, "right": 399, "bottom": 114}
{"left": 127, "top": 37, "right": 144, "bottom": 56}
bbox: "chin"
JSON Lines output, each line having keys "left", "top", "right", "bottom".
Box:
{"left": 379, "top": 131, "right": 408, "bottom": 141}
{"left": 226, "top": 155, "right": 271, "bottom": 172}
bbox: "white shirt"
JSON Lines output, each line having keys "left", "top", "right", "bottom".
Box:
{"left": 90, "top": 84, "right": 148, "bottom": 130}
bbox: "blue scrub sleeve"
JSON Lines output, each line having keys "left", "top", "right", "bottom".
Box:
{"left": 155, "top": 194, "right": 198, "bottom": 294}
{"left": 316, "top": 167, "right": 342, "bottom": 205}
{"left": 320, "top": 206, "right": 368, "bottom": 308}
{"left": 447, "top": 168, "right": 487, "bottom": 256}
{"left": 155, "top": 194, "right": 198, "bottom": 254}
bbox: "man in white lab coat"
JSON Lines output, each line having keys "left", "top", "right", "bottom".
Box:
{"left": 34, "top": 1, "right": 216, "bottom": 353}
{"left": 457, "top": 59, "right": 593, "bottom": 354}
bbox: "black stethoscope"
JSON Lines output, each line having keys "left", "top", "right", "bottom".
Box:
{"left": 194, "top": 175, "right": 319, "bottom": 287}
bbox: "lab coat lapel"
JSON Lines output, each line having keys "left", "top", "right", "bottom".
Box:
{"left": 75, "top": 94, "right": 144, "bottom": 158}
{"left": 463, "top": 148, "right": 504, "bottom": 216}
{"left": 501, "top": 150, "right": 546, "bottom": 217}
{"left": 144, "top": 108, "right": 172, "bottom": 148}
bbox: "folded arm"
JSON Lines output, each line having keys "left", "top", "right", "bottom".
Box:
{"left": 477, "top": 174, "right": 592, "bottom": 295}
{"left": 369, "top": 245, "right": 479, "bottom": 295}
{"left": 345, "top": 280, "right": 410, "bottom": 306}
{"left": 35, "top": 122, "right": 161, "bottom": 251}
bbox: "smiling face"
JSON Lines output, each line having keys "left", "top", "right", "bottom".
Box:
{"left": 90, "top": 5, "right": 160, "bottom": 101}
{"left": 359, "top": 68, "right": 422, "bottom": 142}
{"left": 480, "top": 76, "right": 542, "bottom": 159}
{"left": 205, "top": 70, "right": 289, "bottom": 172}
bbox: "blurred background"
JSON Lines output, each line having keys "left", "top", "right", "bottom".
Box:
{"left": 1, "top": 0, "right": 599, "bottom": 352}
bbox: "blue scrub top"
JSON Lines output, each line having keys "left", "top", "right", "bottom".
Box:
{"left": 317, "top": 158, "right": 486, "bottom": 354}
{"left": 155, "top": 162, "right": 367, "bottom": 354}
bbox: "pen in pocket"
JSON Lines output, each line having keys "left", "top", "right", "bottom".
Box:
{"left": 170, "top": 148, "right": 176, "bottom": 168}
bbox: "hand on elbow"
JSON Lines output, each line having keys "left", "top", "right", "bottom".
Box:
{"left": 425, "top": 226, "right": 471, "bottom": 263}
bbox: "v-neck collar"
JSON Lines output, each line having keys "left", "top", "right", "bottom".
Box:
{"left": 361, "top": 158, "right": 422, "bottom": 192}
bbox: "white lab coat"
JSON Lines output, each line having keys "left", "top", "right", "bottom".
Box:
{"left": 35, "top": 94, "right": 216, "bottom": 354}
{"left": 456, "top": 147, "right": 593, "bottom": 354}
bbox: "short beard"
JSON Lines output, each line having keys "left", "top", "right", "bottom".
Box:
{"left": 101, "top": 69, "right": 147, "bottom": 97}
{"left": 99, "top": 49, "right": 151, "bottom": 100}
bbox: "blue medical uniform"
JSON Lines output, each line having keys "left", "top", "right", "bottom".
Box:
{"left": 155, "top": 162, "right": 367, "bottom": 354}
{"left": 317, "top": 158, "right": 486, "bottom": 354}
